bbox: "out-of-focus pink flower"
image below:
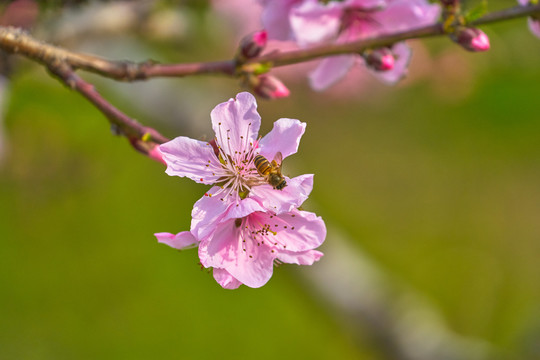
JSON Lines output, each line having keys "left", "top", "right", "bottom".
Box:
{"left": 159, "top": 209, "right": 325, "bottom": 289}
{"left": 259, "top": 0, "right": 440, "bottom": 90}
{"left": 0, "top": 0, "right": 38, "bottom": 29}
{"left": 159, "top": 92, "right": 312, "bottom": 239}
{"left": 518, "top": 0, "right": 540, "bottom": 39}
{"left": 452, "top": 27, "right": 490, "bottom": 52}
{"left": 258, "top": 0, "right": 305, "bottom": 41}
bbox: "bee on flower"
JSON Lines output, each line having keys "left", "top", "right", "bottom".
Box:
{"left": 155, "top": 92, "right": 326, "bottom": 289}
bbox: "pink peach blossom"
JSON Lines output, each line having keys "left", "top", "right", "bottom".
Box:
{"left": 155, "top": 92, "right": 326, "bottom": 289}
{"left": 159, "top": 92, "right": 313, "bottom": 239}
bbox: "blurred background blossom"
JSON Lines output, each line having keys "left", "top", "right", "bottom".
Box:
{"left": 1, "top": 0, "right": 540, "bottom": 359}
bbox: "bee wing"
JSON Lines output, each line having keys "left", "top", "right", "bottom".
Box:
{"left": 272, "top": 151, "right": 283, "bottom": 167}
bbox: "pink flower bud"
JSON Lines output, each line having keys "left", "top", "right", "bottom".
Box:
{"left": 453, "top": 27, "right": 490, "bottom": 52}
{"left": 238, "top": 30, "right": 268, "bottom": 60}
{"left": 253, "top": 75, "right": 290, "bottom": 99}
{"left": 364, "top": 48, "right": 395, "bottom": 72}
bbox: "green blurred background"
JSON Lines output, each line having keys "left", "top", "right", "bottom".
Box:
{"left": 1, "top": 1, "right": 540, "bottom": 359}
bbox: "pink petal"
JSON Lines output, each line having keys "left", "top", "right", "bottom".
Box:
{"left": 223, "top": 197, "right": 267, "bottom": 221}
{"left": 371, "top": 42, "right": 411, "bottom": 84}
{"left": 373, "top": 0, "right": 441, "bottom": 34}
{"left": 260, "top": 0, "right": 303, "bottom": 41}
{"left": 211, "top": 92, "right": 261, "bottom": 157}
{"left": 258, "top": 118, "right": 306, "bottom": 161}
{"left": 190, "top": 186, "right": 232, "bottom": 240}
{"left": 199, "top": 219, "right": 275, "bottom": 288}
{"left": 254, "top": 210, "right": 326, "bottom": 252}
{"left": 528, "top": 17, "right": 540, "bottom": 39}
{"left": 213, "top": 268, "right": 243, "bottom": 289}
{"left": 518, "top": 0, "right": 529, "bottom": 6}
{"left": 249, "top": 174, "right": 314, "bottom": 214}
{"left": 155, "top": 231, "right": 198, "bottom": 250}
{"left": 290, "top": 0, "right": 343, "bottom": 46}
{"left": 159, "top": 136, "right": 224, "bottom": 185}
{"left": 277, "top": 249, "right": 324, "bottom": 265}
{"left": 309, "top": 55, "right": 356, "bottom": 91}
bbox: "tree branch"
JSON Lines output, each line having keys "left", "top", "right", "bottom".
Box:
{"left": 46, "top": 61, "right": 168, "bottom": 161}
{"left": 0, "top": 3, "right": 538, "bottom": 161}
{"left": 0, "top": 26, "right": 237, "bottom": 81}
{"left": 1, "top": 4, "right": 538, "bottom": 81}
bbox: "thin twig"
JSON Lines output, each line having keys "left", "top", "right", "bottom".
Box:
{"left": 47, "top": 61, "right": 168, "bottom": 144}
{"left": 47, "top": 61, "right": 169, "bottom": 163}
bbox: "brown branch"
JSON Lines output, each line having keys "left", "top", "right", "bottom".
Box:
{"left": 1, "top": 4, "right": 539, "bottom": 81}
{"left": 0, "top": 2, "right": 538, "bottom": 160}
{"left": 0, "top": 27, "right": 236, "bottom": 81}
{"left": 471, "top": 3, "right": 540, "bottom": 26}
{"left": 47, "top": 62, "right": 169, "bottom": 144}
{"left": 47, "top": 61, "right": 169, "bottom": 162}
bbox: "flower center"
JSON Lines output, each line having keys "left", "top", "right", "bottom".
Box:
{"left": 213, "top": 122, "right": 263, "bottom": 199}
{"left": 237, "top": 213, "right": 294, "bottom": 257}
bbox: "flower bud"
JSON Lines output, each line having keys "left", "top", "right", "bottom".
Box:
{"left": 252, "top": 75, "right": 290, "bottom": 100}
{"left": 452, "top": 27, "right": 490, "bottom": 52}
{"left": 237, "top": 30, "right": 268, "bottom": 61}
{"left": 363, "top": 48, "right": 395, "bottom": 72}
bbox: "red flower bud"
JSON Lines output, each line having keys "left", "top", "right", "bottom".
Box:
{"left": 452, "top": 27, "right": 490, "bottom": 52}
{"left": 364, "top": 48, "right": 395, "bottom": 72}
{"left": 238, "top": 30, "right": 268, "bottom": 60}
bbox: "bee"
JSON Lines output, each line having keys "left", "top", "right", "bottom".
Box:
{"left": 253, "top": 152, "right": 287, "bottom": 190}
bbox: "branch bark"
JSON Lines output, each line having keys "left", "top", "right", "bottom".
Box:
{"left": 46, "top": 61, "right": 169, "bottom": 162}
{"left": 0, "top": 2, "right": 538, "bottom": 159}
{"left": 0, "top": 4, "right": 539, "bottom": 81}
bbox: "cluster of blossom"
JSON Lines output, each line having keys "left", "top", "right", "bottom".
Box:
{"left": 155, "top": 92, "right": 326, "bottom": 289}
{"left": 254, "top": 0, "right": 492, "bottom": 90}
{"left": 259, "top": 0, "right": 442, "bottom": 90}
{"left": 246, "top": 0, "right": 539, "bottom": 93}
